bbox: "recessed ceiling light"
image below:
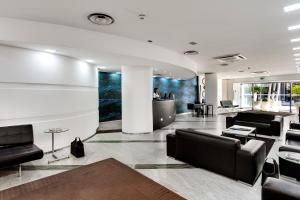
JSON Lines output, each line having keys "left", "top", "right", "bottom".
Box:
{"left": 293, "top": 47, "right": 300, "bottom": 51}
{"left": 147, "top": 40, "right": 153, "bottom": 43}
{"left": 294, "top": 54, "right": 300, "bottom": 57}
{"left": 284, "top": 3, "right": 300, "bottom": 13}
{"left": 189, "top": 41, "right": 198, "bottom": 45}
{"left": 291, "top": 38, "right": 300, "bottom": 43}
{"left": 85, "top": 59, "right": 94, "bottom": 63}
{"left": 97, "top": 66, "right": 107, "bottom": 69}
{"left": 184, "top": 50, "right": 199, "bottom": 55}
{"left": 288, "top": 24, "right": 300, "bottom": 31}
{"left": 45, "top": 49, "right": 56, "bottom": 53}
{"left": 88, "top": 13, "right": 114, "bottom": 25}
{"left": 295, "top": 58, "right": 300, "bottom": 61}
{"left": 250, "top": 71, "right": 269, "bottom": 75}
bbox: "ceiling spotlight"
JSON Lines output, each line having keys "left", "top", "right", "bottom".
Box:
{"left": 291, "top": 38, "right": 300, "bottom": 43}
{"left": 45, "top": 49, "right": 56, "bottom": 53}
{"left": 238, "top": 70, "right": 245, "bottom": 73}
{"left": 284, "top": 3, "right": 300, "bottom": 13}
{"left": 184, "top": 50, "right": 199, "bottom": 55}
{"left": 85, "top": 59, "right": 94, "bottom": 63}
{"left": 139, "top": 14, "right": 146, "bottom": 20}
{"left": 147, "top": 40, "right": 153, "bottom": 43}
{"left": 97, "top": 66, "right": 107, "bottom": 69}
{"left": 293, "top": 47, "right": 300, "bottom": 51}
{"left": 288, "top": 24, "right": 300, "bottom": 31}
{"left": 88, "top": 13, "right": 114, "bottom": 25}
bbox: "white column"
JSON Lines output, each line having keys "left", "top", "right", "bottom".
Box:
{"left": 205, "top": 73, "right": 218, "bottom": 115}
{"left": 122, "top": 66, "right": 153, "bottom": 134}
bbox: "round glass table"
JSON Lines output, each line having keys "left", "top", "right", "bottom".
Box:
{"left": 278, "top": 151, "right": 300, "bottom": 165}
{"left": 44, "top": 128, "right": 70, "bottom": 164}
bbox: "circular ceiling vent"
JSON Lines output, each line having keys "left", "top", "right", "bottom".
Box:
{"left": 88, "top": 13, "right": 114, "bottom": 25}
{"left": 184, "top": 50, "right": 199, "bottom": 55}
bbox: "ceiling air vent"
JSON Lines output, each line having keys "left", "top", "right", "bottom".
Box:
{"left": 213, "top": 53, "right": 247, "bottom": 63}
{"left": 88, "top": 13, "right": 114, "bottom": 25}
{"left": 184, "top": 50, "right": 199, "bottom": 55}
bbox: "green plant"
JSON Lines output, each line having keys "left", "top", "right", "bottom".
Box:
{"left": 292, "top": 85, "right": 300, "bottom": 94}
{"left": 252, "top": 86, "right": 261, "bottom": 93}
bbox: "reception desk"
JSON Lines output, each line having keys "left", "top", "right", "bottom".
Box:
{"left": 153, "top": 100, "right": 176, "bottom": 130}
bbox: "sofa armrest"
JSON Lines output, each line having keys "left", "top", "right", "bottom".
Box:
{"left": 262, "top": 177, "right": 300, "bottom": 200}
{"left": 226, "top": 115, "right": 237, "bottom": 128}
{"left": 236, "top": 140, "right": 266, "bottom": 185}
{"left": 166, "top": 134, "right": 176, "bottom": 158}
{"left": 286, "top": 130, "right": 300, "bottom": 142}
{"left": 279, "top": 145, "right": 300, "bottom": 153}
{"left": 290, "top": 122, "right": 300, "bottom": 130}
{"left": 270, "top": 117, "right": 282, "bottom": 136}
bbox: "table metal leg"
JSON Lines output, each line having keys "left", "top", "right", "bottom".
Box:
{"left": 48, "top": 131, "right": 69, "bottom": 164}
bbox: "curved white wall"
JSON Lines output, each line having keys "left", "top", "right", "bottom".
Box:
{"left": 0, "top": 18, "right": 198, "bottom": 74}
{"left": 0, "top": 45, "right": 98, "bottom": 152}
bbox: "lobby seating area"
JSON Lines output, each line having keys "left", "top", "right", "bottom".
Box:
{"left": 1, "top": 0, "right": 300, "bottom": 199}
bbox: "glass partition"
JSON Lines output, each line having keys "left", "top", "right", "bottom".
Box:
{"left": 292, "top": 82, "right": 300, "bottom": 114}
{"left": 237, "top": 81, "right": 299, "bottom": 113}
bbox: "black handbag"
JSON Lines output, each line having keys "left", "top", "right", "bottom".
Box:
{"left": 261, "top": 158, "right": 279, "bottom": 185}
{"left": 71, "top": 137, "right": 85, "bottom": 158}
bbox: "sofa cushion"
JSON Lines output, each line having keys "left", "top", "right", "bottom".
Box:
{"left": 0, "top": 144, "right": 43, "bottom": 167}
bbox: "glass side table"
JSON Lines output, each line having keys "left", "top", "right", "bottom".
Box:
{"left": 44, "top": 128, "right": 70, "bottom": 164}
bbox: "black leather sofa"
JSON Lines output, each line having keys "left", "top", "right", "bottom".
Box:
{"left": 167, "top": 129, "right": 266, "bottom": 185}
{"left": 0, "top": 124, "right": 44, "bottom": 176}
{"left": 226, "top": 112, "right": 282, "bottom": 136}
{"left": 262, "top": 177, "right": 300, "bottom": 200}
{"left": 278, "top": 122, "right": 300, "bottom": 180}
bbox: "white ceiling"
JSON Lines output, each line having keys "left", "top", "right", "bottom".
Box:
{"left": 0, "top": 0, "right": 299, "bottom": 78}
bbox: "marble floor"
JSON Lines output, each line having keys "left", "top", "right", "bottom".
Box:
{"left": 0, "top": 114, "right": 298, "bottom": 200}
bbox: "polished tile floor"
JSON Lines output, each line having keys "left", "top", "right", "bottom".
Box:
{"left": 0, "top": 114, "right": 297, "bottom": 200}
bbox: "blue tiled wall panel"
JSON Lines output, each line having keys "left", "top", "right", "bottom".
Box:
{"left": 98, "top": 72, "right": 196, "bottom": 122}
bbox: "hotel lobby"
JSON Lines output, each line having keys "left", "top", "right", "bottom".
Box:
{"left": 1, "top": 1, "right": 300, "bottom": 200}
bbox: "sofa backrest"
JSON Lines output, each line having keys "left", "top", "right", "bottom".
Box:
{"left": 0, "top": 124, "right": 33, "bottom": 146}
{"left": 236, "top": 112, "right": 275, "bottom": 124}
{"left": 175, "top": 129, "right": 241, "bottom": 179}
{"left": 220, "top": 100, "right": 234, "bottom": 108}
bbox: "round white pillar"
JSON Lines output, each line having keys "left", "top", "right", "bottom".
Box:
{"left": 122, "top": 66, "right": 153, "bottom": 134}
{"left": 205, "top": 73, "right": 219, "bottom": 115}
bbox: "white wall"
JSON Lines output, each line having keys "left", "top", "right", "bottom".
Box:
{"left": 221, "top": 79, "right": 234, "bottom": 101}
{"left": 0, "top": 45, "right": 98, "bottom": 152}
{"left": 122, "top": 66, "right": 153, "bottom": 134}
{"left": 205, "top": 73, "right": 218, "bottom": 114}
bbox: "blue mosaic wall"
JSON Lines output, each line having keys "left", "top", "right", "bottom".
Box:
{"left": 153, "top": 77, "right": 197, "bottom": 113}
{"left": 98, "top": 72, "right": 122, "bottom": 122}
{"left": 99, "top": 72, "right": 197, "bottom": 122}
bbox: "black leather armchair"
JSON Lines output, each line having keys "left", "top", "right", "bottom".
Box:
{"left": 278, "top": 122, "right": 300, "bottom": 180}
{"left": 167, "top": 129, "right": 266, "bottom": 185}
{"left": 262, "top": 177, "right": 300, "bottom": 200}
{"left": 0, "top": 124, "right": 44, "bottom": 176}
